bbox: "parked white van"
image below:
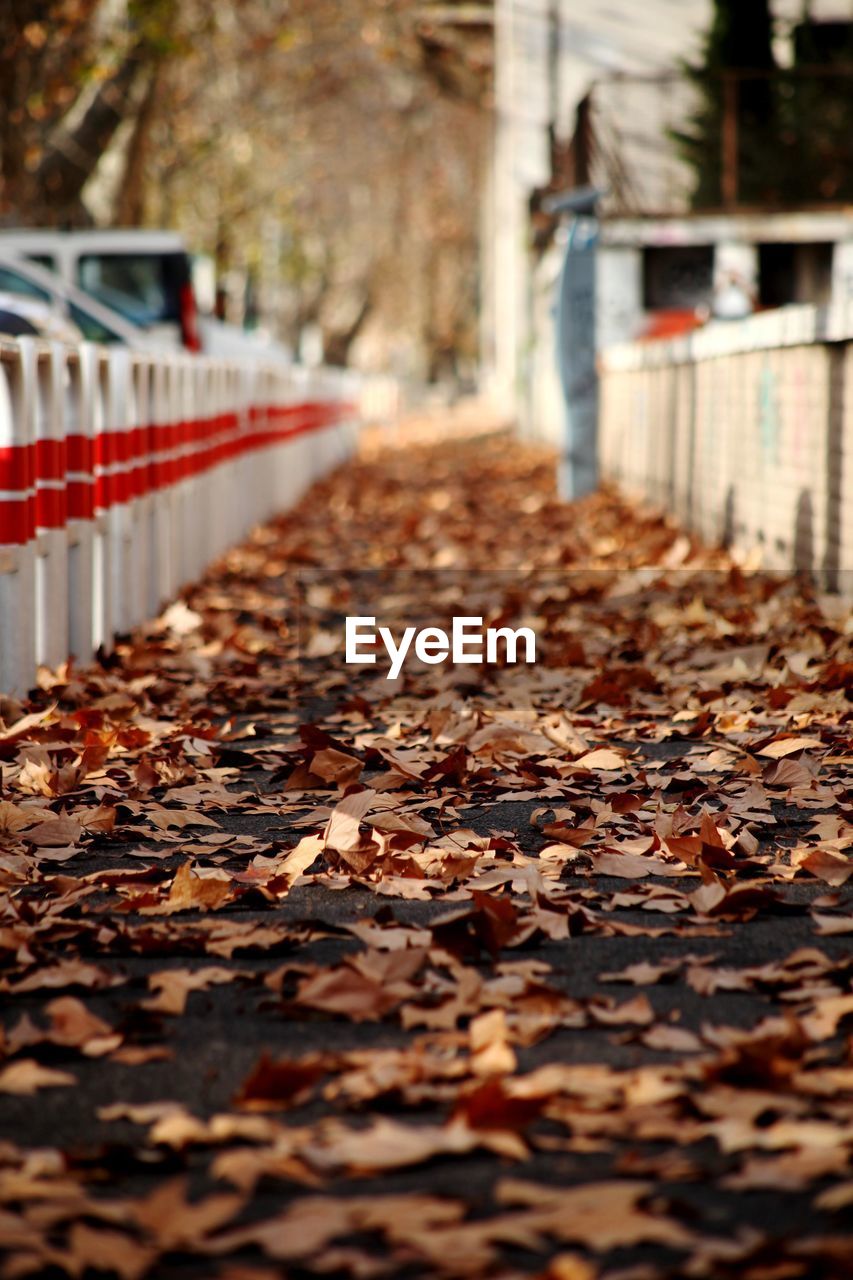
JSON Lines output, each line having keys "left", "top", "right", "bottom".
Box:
{"left": 0, "top": 252, "right": 161, "bottom": 348}
{"left": 0, "top": 229, "right": 200, "bottom": 351}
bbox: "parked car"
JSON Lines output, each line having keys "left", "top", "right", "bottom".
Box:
{"left": 0, "top": 291, "right": 83, "bottom": 343}
{"left": 0, "top": 253, "right": 158, "bottom": 348}
{"left": 0, "top": 229, "right": 200, "bottom": 351}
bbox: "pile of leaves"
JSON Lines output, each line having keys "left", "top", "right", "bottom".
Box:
{"left": 0, "top": 426, "right": 851, "bottom": 1279}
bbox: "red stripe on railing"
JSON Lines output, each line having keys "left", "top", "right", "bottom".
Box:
{"left": 35, "top": 485, "right": 65, "bottom": 530}
{"left": 35, "top": 439, "right": 65, "bottom": 482}
{"left": 0, "top": 497, "right": 33, "bottom": 545}
{"left": 67, "top": 479, "right": 95, "bottom": 521}
{"left": 0, "top": 443, "right": 34, "bottom": 492}
{"left": 94, "top": 426, "right": 116, "bottom": 510}
{"left": 38, "top": 400, "right": 350, "bottom": 512}
{"left": 66, "top": 434, "right": 93, "bottom": 475}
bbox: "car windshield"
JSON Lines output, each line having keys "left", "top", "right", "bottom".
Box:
{"left": 0, "top": 265, "right": 51, "bottom": 303}
{"left": 76, "top": 252, "right": 187, "bottom": 327}
{"left": 68, "top": 301, "right": 124, "bottom": 345}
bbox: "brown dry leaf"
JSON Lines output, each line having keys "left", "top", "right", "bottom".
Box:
{"left": 295, "top": 949, "right": 425, "bottom": 1021}
{"left": 132, "top": 1176, "right": 244, "bottom": 1249}
{"left": 800, "top": 993, "right": 853, "bottom": 1041}
{"left": 0, "top": 800, "right": 41, "bottom": 835}
{"left": 110, "top": 1045, "right": 173, "bottom": 1066}
{"left": 310, "top": 747, "right": 363, "bottom": 786}
{"left": 799, "top": 847, "right": 852, "bottom": 887}
{"left": 6, "top": 960, "right": 117, "bottom": 994}
{"left": 148, "top": 805, "right": 220, "bottom": 832}
{"left": 758, "top": 736, "right": 824, "bottom": 758}
{"left": 763, "top": 757, "right": 815, "bottom": 788}
{"left": 0, "top": 1059, "right": 76, "bottom": 1095}
{"left": 204, "top": 1192, "right": 464, "bottom": 1264}
{"left": 815, "top": 1181, "right": 853, "bottom": 1213}
{"left": 588, "top": 995, "right": 655, "bottom": 1027}
{"left": 270, "top": 834, "right": 325, "bottom": 891}
{"left": 143, "top": 966, "right": 240, "bottom": 1015}
{"left": 45, "top": 996, "right": 120, "bottom": 1055}
{"left": 589, "top": 849, "right": 666, "bottom": 879}
{"left": 811, "top": 911, "right": 853, "bottom": 936}
{"left": 66, "top": 1223, "right": 156, "bottom": 1280}
{"left": 2, "top": 429, "right": 851, "bottom": 1276}
{"left": 641, "top": 1024, "right": 704, "bottom": 1054}
{"left": 304, "top": 1115, "right": 525, "bottom": 1175}
{"left": 78, "top": 803, "right": 118, "bottom": 834}
{"left": 601, "top": 957, "right": 692, "bottom": 985}
{"left": 539, "top": 1255, "right": 598, "bottom": 1280}
{"left": 144, "top": 861, "right": 234, "bottom": 914}
{"left": 234, "top": 1053, "right": 329, "bottom": 1111}
{"left": 724, "top": 1148, "right": 851, "bottom": 1192}
{"left": 0, "top": 707, "right": 55, "bottom": 749}
{"left": 469, "top": 1008, "right": 517, "bottom": 1077}
{"left": 323, "top": 788, "right": 377, "bottom": 852}
{"left": 495, "top": 1178, "right": 694, "bottom": 1250}
{"left": 23, "top": 815, "right": 83, "bottom": 847}
{"left": 573, "top": 748, "right": 627, "bottom": 772}
{"left": 97, "top": 1101, "right": 190, "bottom": 1127}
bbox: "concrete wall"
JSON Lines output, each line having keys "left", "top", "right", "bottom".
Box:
{"left": 600, "top": 305, "right": 853, "bottom": 590}
{"left": 484, "top": 0, "right": 709, "bottom": 425}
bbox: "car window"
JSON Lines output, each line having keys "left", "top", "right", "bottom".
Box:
{"left": 0, "top": 266, "right": 51, "bottom": 303}
{"left": 68, "top": 301, "right": 123, "bottom": 345}
{"left": 0, "top": 309, "right": 40, "bottom": 337}
{"left": 76, "top": 252, "right": 187, "bottom": 326}
{"left": 26, "top": 254, "right": 57, "bottom": 273}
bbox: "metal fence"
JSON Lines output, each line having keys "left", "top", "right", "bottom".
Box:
{"left": 599, "top": 304, "right": 853, "bottom": 591}
{"left": 0, "top": 340, "right": 358, "bottom": 696}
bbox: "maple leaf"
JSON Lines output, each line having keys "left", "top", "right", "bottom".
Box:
{"left": 139, "top": 862, "right": 234, "bottom": 914}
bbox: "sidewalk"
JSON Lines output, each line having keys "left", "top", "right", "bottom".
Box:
{"left": 0, "top": 420, "right": 851, "bottom": 1280}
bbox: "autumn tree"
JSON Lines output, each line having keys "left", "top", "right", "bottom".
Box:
{"left": 0, "top": 0, "right": 492, "bottom": 377}
{"left": 132, "top": 0, "right": 491, "bottom": 374}
{"left": 0, "top": 0, "right": 183, "bottom": 225}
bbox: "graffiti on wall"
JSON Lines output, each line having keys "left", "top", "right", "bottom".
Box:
{"left": 759, "top": 361, "right": 781, "bottom": 465}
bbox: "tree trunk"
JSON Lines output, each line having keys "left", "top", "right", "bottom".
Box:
{"left": 323, "top": 292, "right": 372, "bottom": 367}
{"left": 34, "top": 43, "right": 147, "bottom": 222}
{"left": 112, "top": 67, "right": 161, "bottom": 227}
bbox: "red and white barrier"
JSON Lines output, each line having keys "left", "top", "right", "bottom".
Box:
{"left": 0, "top": 345, "right": 37, "bottom": 693}
{"left": 0, "top": 340, "right": 358, "bottom": 696}
{"left": 65, "top": 345, "right": 96, "bottom": 664}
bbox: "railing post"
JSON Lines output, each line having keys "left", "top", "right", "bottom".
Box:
{"left": 0, "top": 345, "right": 37, "bottom": 697}
{"left": 66, "top": 345, "right": 96, "bottom": 667}
{"left": 32, "top": 342, "right": 69, "bottom": 670}
{"left": 2, "top": 341, "right": 361, "bottom": 693}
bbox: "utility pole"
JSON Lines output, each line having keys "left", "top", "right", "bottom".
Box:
{"left": 547, "top": 0, "right": 560, "bottom": 135}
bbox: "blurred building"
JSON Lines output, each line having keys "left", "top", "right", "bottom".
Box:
{"left": 484, "top": 0, "right": 853, "bottom": 438}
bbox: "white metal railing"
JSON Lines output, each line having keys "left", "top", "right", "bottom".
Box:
{"left": 599, "top": 304, "right": 853, "bottom": 590}
{"left": 0, "top": 338, "right": 359, "bottom": 696}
